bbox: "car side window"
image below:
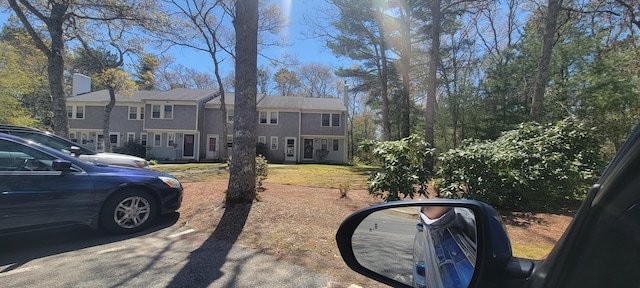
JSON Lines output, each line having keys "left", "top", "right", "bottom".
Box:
{"left": 562, "top": 195, "right": 640, "bottom": 288}
{"left": 0, "top": 139, "right": 56, "bottom": 171}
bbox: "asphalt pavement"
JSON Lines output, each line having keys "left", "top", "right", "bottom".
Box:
{"left": 0, "top": 214, "right": 363, "bottom": 288}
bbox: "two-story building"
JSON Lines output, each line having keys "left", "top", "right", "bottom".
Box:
{"left": 67, "top": 87, "right": 215, "bottom": 162}
{"left": 67, "top": 74, "right": 348, "bottom": 163}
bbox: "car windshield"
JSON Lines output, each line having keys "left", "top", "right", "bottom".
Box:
{"left": 8, "top": 131, "right": 96, "bottom": 156}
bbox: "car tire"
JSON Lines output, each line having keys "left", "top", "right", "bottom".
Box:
{"left": 100, "top": 189, "right": 157, "bottom": 234}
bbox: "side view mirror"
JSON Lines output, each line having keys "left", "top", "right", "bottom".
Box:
{"left": 52, "top": 159, "right": 72, "bottom": 172}
{"left": 69, "top": 146, "right": 82, "bottom": 157}
{"left": 336, "top": 199, "right": 534, "bottom": 287}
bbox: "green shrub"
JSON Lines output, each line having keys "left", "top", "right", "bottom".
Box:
{"left": 438, "top": 117, "right": 604, "bottom": 210}
{"left": 255, "top": 154, "right": 269, "bottom": 191}
{"left": 256, "top": 142, "right": 270, "bottom": 160}
{"left": 360, "top": 134, "right": 434, "bottom": 201}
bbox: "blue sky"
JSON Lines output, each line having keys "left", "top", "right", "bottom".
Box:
{"left": 177, "top": 0, "right": 348, "bottom": 74}
{"left": 1, "top": 0, "right": 348, "bottom": 75}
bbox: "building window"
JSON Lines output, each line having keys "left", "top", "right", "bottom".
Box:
{"left": 109, "top": 133, "right": 119, "bottom": 149}
{"left": 322, "top": 113, "right": 339, "bottom": 127}
{"left": 321, "top": 139, "right": 328, "bottom": 151}
{"left": 129, "top": 107, "right": 138, "bottom": 120}
{"left": 321, "top": 114, "right": 330, "bottom": 126}
{"left": 127, "top": 133, "right": 135, "bottom": 143}
{"left": 76, "top": 106, "right": 84, "bottom": 119}
{"left": 152, "top": 105, "right": 161, "bottom": 118}
{"left": 332, "top": 113, "right": 340, "bottom": 127}
{"left": 128, "top": 106, "right": 143, "bottom": 120}
{"left": 164, "top": 105, "right": 173, "bottom": 119}
{"left": 153, "top": 134, "right": 161, "bottom": 147}
{"left": 140, "top": 133, "right": 147, "bottom": 146}
{"left": 228, "top": 109, "right": 234, "bottom": 123}
{"left": 67, "top": 105, "right": 85, "bottom": 119}
{"left": 259, "top": 111, "right": 278, "bottom": 125}
{"left": 270, "top": 136, "right": 278, "bottom": 150}
{"left": 258, "top": 136, "right": 266, "bottom": 144}
{"left": 333, "top": 139, "right": 339, "bottom": 151}
{"left": 167, "top": 133, "right": 175, "bottom": 147}
{"left": 259, "top": 111, "right": 267, "bottom": 124}
{"left": 151, "top": 104, "right": 173, "bottom": 119}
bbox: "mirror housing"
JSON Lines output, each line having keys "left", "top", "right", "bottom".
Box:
{"left": 52, "top": 159, "right": 72, "bottom": 172}
{"left": 69, "top": 146, "right": 82, "bottom": 157}
{"left": 336, "top": 199, "right": 516, "bottom": 288}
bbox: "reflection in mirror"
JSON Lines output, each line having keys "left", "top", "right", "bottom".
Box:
{"left": 352, "top": 206, "right": 477, "bottom": 288}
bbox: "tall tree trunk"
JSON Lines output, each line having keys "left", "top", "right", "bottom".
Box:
{"left": 399, "top": 3, "right": 412, "bottom": 138}
{"left": 9, "top": 0, "right": 70, "bottom": 137}
{"left": 530, "top": 0, "right": 561, "bottom": 122}
{"left": 376, "top": 6, "right": 392, "bottom": 141}
{"left": 227, "top": 0, "right": 259, "bottom": 205}
{"left": 48, "top": 44, "right": 69, "bottom": 138}
{"left": 424, "top": 0, "right": 441, "bottom": 173}
{"left": 103, "top": 87, "right": 117, "bottom": 153}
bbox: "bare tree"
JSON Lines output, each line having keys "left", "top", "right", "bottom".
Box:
{"left": 6, "top": 0, "right": 161, "bottom": 137}
{"left": 297, "top": 63, "right": 337, "bottom": 98}
{"left": 227, "top": 0, "right": 259, "bottom": 205}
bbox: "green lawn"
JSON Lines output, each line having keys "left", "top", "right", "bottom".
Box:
{"left": 151, "top": 163, "right": 377, "bottom": 189}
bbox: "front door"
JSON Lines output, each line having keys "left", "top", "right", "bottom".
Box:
{"left": 183, "top": 134, "right": 195, "bottom": 158}
{"left": 206, "top": 135, "right": 219, "bottom": 159}
{"left": 285, "top": 137, "right": 296, "bottom": 162}
{"left": 303, "top": 138, "right": 314, "bottom": 160}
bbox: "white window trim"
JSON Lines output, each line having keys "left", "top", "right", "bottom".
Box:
{"left": 128, "top": 106, "right": 144, "bottom": 120}
{"left": 151, "top": 104, "right": 174, "bottom": 119}
{"left": 140, "top": 133, "right": 148, "bottom": 146}
{"left": 127, "top": 132, "right": 136, "bottom": 143}
{"left": 321, "top": 138, "right": 328, "bottom": 151}
{"left": 128, "top": 106, "right": 137, "bottom": 120}
{"left": 153, "top": 134, "right": 162, "bottom": 147}
{"left": 67, "top": 105, "right": 85, "bottom": 119}
{"left": 109, "top": 132, "right": 120, "bottom": 148}
{"left": 167, "top": 133, "right": 175, "bottom": 147}
{"left": 259, "top": 111, "right": 278, "bottom": 125}
{"left": 270, "top": 136, "right": 278, "bottom": 150}
{"left": 164, "top": 105, "right": 173, "bottom": 119}
{"left": 258, "top": 136, "right": 266, "bottom": 144}
{"left": 331, "top": 113, "right": 341, "bottom": 127}
{"left": 321, "top": 113, "right": 340, "bottom": 127}
{"left": 333, "top": 139, "right": 339, "bottom": 151}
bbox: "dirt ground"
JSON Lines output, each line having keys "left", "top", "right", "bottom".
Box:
{"left": 177, "top": 181, "right": 573, "bottom": 287}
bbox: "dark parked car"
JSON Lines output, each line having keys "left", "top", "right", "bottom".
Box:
{"left": 337, "top": 124, "right": 640, "bottom": 288}
{"left": 0, "top": 133, "right": 182, "bottom": 235}
{"left": 0, "top": 125, "right": 149, "bottom": 169}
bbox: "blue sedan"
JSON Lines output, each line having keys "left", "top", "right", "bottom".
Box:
{"left": 0, "top": 133, "right": 182, "bottom": 235}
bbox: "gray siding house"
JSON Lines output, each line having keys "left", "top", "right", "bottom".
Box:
{"left": 67, "top": 78, "right": 347, "bottom": 163}
{"left": 67, "top": 88, "right": 215, "bottom": 161}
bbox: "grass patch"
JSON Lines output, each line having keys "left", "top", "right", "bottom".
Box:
{"left": 511, "top": 244, "right": 554, "bottom": 259}
{"left": 266, "top": 164, "right": 376, "bottom": 189}
{"left": 152, "top": 163, "right": 378, "bottom": 189}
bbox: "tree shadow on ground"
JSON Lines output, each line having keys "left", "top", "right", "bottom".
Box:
{"left": 166, "top": 203, "right": 252, "bottom": 287}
